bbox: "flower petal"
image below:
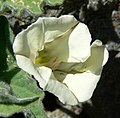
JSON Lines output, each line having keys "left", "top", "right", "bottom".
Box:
{"left": 63, "top": 72, "right": 100, "bottom": 102}
{"left": 13, "top": 15, "right": 79, "bottom": 63}
{"left": 45, "top": 78, "right": 78, "bottom": 105}
{"left": 15, "top": 55, "right": 51, "bottom": 88}
{"left": 43, "top": 15, "right": 79, "bottom": 43}
{"left": 68, "top": 23, "right": 92, "bottom": 62}
{"left": 42, "top": 28, "right": 73, "bottom": 63}
{"left": 13, "top": 20, "right": 45, "bottom": 62}
{"left": 83, "top": 40, "right": 109, "bottom": 74}
{"left": 63, "top": 40, "right": 109, "bottom": 102}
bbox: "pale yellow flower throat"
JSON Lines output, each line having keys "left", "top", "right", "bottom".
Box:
{"left": 35, "top": 49, "right": 61, "bottom": 70}
{"left": 35, "top": 49, "right": 86, "bottom": 74}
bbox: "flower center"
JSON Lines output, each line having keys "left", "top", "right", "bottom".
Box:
{"left": 35, "top": 50, "right": 61, "bottom": 70}
{"left": 35, "top": 50, "right": 86, "bottom": 74}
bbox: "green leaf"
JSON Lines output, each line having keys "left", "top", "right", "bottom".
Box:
{"left": 10, "top": 70, "right": 44, "bottom": 98}
{"left": 29, "top": 100, "right": 47, "bottom": 118}
{"left": 0, "top": 0, "right": 42, "bottom": 14}
{"left": 48, "top": 0, "right": 64, "bottom": 4}
{"left": 0, "top": 99, "right": 47, "bottom": 118}
{"left": 0, "top": 0, "right": 64, "bottom": 15}
{"left": 0, "top": 69, "right": 47, "bottom": 118}
{"left": 0, "top": 15, "right": 15, "bottom": 72}
{"left": 0, "top": 15, "right": 9, "bottom": 71}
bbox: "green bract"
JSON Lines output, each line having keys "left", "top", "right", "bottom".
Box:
{"left": 13, "top": 15, "right": 109, "bottom": 105}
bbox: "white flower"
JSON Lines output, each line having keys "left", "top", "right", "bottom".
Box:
{"left": 13, "top": 15, "right": 109, "bottom": 105}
